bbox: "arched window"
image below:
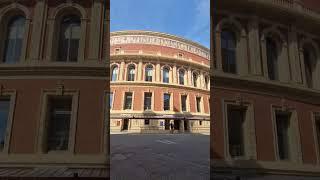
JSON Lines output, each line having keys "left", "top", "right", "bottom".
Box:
{"left": 266, "top": 37, "right": 278, "bottom": 80}
{"left": 221, "top": 29, "right": 237, "bottom": 74}
{"left": 127, "top": 65, "right": 135, "bottom": 81}
{"left": 145, "top": 65, "right": 153, "bottom": 82}
{"left": 193, "top": 72, "right": 198, "bottom": 88}
{"left": 179, "top": 69, "right": 185, "bottom": 85}
{"left": 111, "top": 66, "right": 118, "bottom": 81}
{"left": 58, "top": 15, "right": 81, "bottom": 62}
{"left": 303, "top": 46, "right": 316, "bottom": 88}
{"left": 3, "top": 16, "right": 26, "bottom": 63}
{"left": 162, "top": 67, "right": 170, "bottom": 83}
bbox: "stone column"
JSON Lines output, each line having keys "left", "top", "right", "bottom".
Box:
{"left": 200, "top": 71, "right": 205, "bottom": 89}
{"left": 299, "top": 50, "right": 307, "bottom": 86}
{"left": 173, "top": 65, "right": 177, "bottom": 84}
{"left": 237, "top": 33, "right": 249, "bottom": 76}
{"left": 88, "top": 0, "right": 103, "bottom": 61}
{"left": 248, "top": 17, "right": 262, "bottom": 75}
{"left": 45, "top": 18, "right": 55, "bottom": 62}
{"left": 156, "top": 63, "right": 161, "bottom": 82}
{"left": 180, "top": 120, "right": 184, "bottom": 133}
{"left": 119, "top": 62, "right": 125, "bottom": 81}
{"left": 215, "top": 31, "right": 223, "bottom": 71}
{"left": 187, "top": 68, "right": 192, "bottom": 86}
{"left": 29, "top": 0, "right": 47, "bottom": 62}
{"left": 288, "top": 26, "right": 302, "bottom": 83}
{"left": 138, "top": 61, "right": 143, "bottom": 81}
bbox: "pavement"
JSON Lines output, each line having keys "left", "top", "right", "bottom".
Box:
{"left": 110, "top": 133, "right": 210, "bottom": 180}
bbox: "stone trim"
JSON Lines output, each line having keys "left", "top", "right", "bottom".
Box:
{"left": 270, "top": 105, "right": 302, "bottom": 163}
{"left": 0, "top": 87, "right": 16, "bottom": 154}
{"left": 311, "top": 112, "right": 320, "bottom": 164}
{"left": 141, "top": 90, "right": 155, "bottom": 111}
{"left": 110, "top": 31, "right": 210, "bottom": 59}
{"left": 222, "top": 99, "right": 257, "bottom": 161}
{"left": 37, "top": 86, "right": 79, "bottom": 155}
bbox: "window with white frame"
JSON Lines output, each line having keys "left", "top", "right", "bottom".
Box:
{"left": 314, "top": 114, "right": 320, "bottom": 160}
{"left": 162, "top": 67, "right": 170, "bottom": 83}
{"left": 196, "top": 97, "right": 201, "bottom": 113}
{"left": 127, "top": 65, "right": 136, "bottom": 81}
{"left": 0, "top": 97, "right": 11, "bottom": 151}
{"left": 144, "top": 92, "right": 152, "bottom": 110}
{"left": 181, "top": 95, "right": 187, "bottom": 112}
{"left": 57, "top": 15, "right": 81, "bottom": 62}
{"left": 221, "top": 29, "right": 237, "bottom": 74}
{"left": 3, "top": 16, "right": 26, "bottom": 63}
{"left": 124, "top": 92, "right": 133, "bottom": 110}
{"left": 46, "top": 96, "right": 73, "bottom": 152}
{"left": 179, "top": 69, "right": 185, "bottom": 85}
{"left": 163, "top": 93, "right": 171, "bottom": 111}
{"left": 145, "top": 65, "right": 153, "bottom": 82}
{"left": 227, "top": 105, "right": 245, "bottom": 158}
{"left": 275, "top": 111, "right": 291, "bottom": 160}
{"left": 111, "top": 65, "right": 118, "bottom": 81}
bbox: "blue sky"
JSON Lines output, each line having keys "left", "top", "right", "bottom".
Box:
{"left": 110, "top": 0, "right": 210, "bottom": 48}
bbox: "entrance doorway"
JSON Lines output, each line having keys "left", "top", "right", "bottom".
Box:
{"left": 174, "top": 120, "right": 180, "bottom": 130}
{"left": 165, "top": 120, "right": 170, "bottom": 130}
{"left": 122, "top": 119, "right": 129, "bottom": 131}
{"left": 184, "top": 121, "right": 189, "bottom": 131}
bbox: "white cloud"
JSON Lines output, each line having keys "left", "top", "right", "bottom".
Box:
{"left": 186, "top": 0, "right": 210, "bottom": 47}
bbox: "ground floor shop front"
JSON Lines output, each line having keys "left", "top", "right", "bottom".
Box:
{"left": 110, "top": 118, "right": 210, "bottom": 134}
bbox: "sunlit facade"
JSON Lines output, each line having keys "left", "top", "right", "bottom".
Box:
{"left": 110, "top": 31, "right": 210, "bottom": 134}
{"left": 212, "top": 0, "right": 320, "bottom": 178}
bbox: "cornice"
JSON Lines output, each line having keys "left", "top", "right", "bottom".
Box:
{"left": 218, "top": 0, "right": 320, "bottom": 23}
{"left": 0, "top": 64, "right": 108, "bottom": 77}
{"left": 110, "top": 30, "right": 210, "bottom": 60}
{"left": 110, "top": 54, "right": 210, "bottom": 71}
{"left": 213, "top": 72, "right": 320, "bottom": 106}
{"left": 111, "top": 82, "right": 210, "bottom": 94}
{"left": 213, "top": 159, "right": 320, "bottom": 177}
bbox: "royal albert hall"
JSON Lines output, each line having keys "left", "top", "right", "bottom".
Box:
{"left": 212, "top": 0, "right": 320, "bottom": 178}
{"left": 110, "top": 31, "right": 210, "bottom": 134}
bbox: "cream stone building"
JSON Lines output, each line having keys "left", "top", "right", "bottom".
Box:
{"left": 110, "top": 31, "right": 210, "bottom": 134}
{"left": 212, "top": 0, "right": 320, "bottom": 178}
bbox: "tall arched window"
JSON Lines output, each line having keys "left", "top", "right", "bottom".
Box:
{"left": 58, "top": 15, "right": 81, "bottom": 62}
{"left": 179, "top": 69, "right": 185, "bottom": 85}
{"left": 127, "top": 65, "right": 135, "bottom": 81}
{"left": 3, "top": 16, "right": 26, "bottom": 63}
{"left": 111, "top": 66, "right": 118, "bottom": 81}
{"left": 221, "top": 29, "right": 237, "bottom": 74}
{"left": 145, "top": 65, "right": 153, "bottom": 82}
{"left": 303, "top": 46, "right": 316, "bottom": 88}
{"left": 205, "top": 76, "right": 209, "bottom": 89}
{"left": 193, "top": 72, "right": 198, "bottom": 88}
{"left": 162, "top": 67, "right": 170, "bottom": 83}
{"left": 266, "top": 37, "right": 278, "bottom": 80}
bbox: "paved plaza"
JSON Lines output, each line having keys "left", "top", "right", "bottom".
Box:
{"left": 110, "top": 133, "right": 210, "bottom": 180}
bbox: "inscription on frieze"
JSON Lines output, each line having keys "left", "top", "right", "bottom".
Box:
{"left": 111, "top": 35, "right": 210, "bottom": 59}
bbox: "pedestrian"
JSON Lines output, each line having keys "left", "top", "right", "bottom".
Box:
{"left": 170, "top": 122, "right": 174, "bottom": 134}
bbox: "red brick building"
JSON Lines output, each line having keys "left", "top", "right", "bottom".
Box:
{"left": 110, "top": 31, "right": 210, "bottom": 134}
{"left": 212, "top": 0, "right": 320, "bottom": 178}
{"left": 0, "top": 0, "right": 108, "bottom": 177}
